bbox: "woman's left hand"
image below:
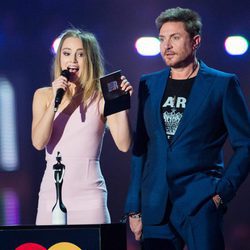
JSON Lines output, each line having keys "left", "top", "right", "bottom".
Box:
{"left": 120, "top": 76, "right": 133, "bottom": 96}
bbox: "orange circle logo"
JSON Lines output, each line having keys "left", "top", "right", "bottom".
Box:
{"left": 48, "top": 242, "right": 81, "bottom": 250}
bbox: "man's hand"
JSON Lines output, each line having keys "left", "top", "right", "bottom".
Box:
{"left": 212, "top": 194, "right": 223, "bottom": 208}
{"left": 129, "top": 215, "right": 142, "bottom": 241}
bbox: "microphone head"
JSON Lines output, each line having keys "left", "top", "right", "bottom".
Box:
{"left": 61, "top": 69, "right": 70, "bottom": 80}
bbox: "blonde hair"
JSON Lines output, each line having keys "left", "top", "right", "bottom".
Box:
{"left": 52, "top": 28, "right": 104, "bottom": 102}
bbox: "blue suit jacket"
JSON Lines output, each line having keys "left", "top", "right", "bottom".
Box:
{"left": 125, "top": 61, "right": 250, "bottom": 225}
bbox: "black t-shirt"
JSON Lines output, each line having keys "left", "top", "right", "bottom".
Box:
{"left": 161, "top": 77, "right": 195, "bottom": 142}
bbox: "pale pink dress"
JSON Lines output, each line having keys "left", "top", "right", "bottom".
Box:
{"left": 36, "top": 96, "right": 111, "bottom": 225}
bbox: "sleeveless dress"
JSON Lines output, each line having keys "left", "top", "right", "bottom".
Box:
{"left": 36, "top": 96, "right": 111, "bottom": 225}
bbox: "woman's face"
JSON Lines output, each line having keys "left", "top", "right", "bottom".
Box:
{"left": 60, "top": 37, "right": 86, "bottom": 82}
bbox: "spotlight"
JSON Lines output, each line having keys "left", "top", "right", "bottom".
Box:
{"left": 0, "top": 77, "right": 18, "bottom": 171}
{"left": 51, "top": 37, "right": 61, "bottom": 54}
{"left": 135, "top": 37, "right": 160, "bottom": 56}
{"left": 224, "top": 36, "right": 248, "bottom": 55}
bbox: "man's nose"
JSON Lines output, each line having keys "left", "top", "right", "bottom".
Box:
{"left": 164, "top": 39, "right": 172, "bottom": 49}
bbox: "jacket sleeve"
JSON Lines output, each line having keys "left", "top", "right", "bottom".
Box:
{"left": 124, "top": 77, "right": 149, "bottom": 214}
{"left": 216, "top": 75, "right": 250, "bottom": 203}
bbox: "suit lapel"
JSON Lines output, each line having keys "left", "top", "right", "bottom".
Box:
{"left": 150, "top": 69, "right": 171, "bottom": 145}
{"left": 171, "top": 62, "right": 214, "bottom": 144}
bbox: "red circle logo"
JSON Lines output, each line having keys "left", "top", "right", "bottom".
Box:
{"left": 16, "top": 243, "right": 46, "bottom": 250}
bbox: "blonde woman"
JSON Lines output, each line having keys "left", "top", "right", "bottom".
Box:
{"left": 32, "top": 28, "right": 133, "bottom": 225}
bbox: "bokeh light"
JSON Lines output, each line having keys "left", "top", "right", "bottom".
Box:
{"left": 135, "top": 37, "right": 160, "bottom": 56}
{"left": 224, "top": 36, "right": 248, "bottom": 55}
{"left": 0, "top": 77, "right": 18, "bottom": 171}
{"left": 51, "top": 37, "right": 61, "bottom": 55}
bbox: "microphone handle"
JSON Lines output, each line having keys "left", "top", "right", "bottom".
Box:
{"left": 54, "top": 88, "right": 65, "bottom": 112}
{"left": 54, "top": 70, "right": 70, "bottom": 112}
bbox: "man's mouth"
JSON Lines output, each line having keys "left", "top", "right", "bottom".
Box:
{"left": 165, "top": 51, "right": 175, "bottom": 57}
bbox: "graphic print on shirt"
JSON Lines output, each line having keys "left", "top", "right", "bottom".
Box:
{"left": 162, "top": 96, "right": 185, "bottom": 139}
{"left": 161, "top": 78, "right": 195, "bottom": 141}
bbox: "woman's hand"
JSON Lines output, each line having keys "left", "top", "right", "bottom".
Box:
{"left": 51, "top": 75, "right": 70, "bottom": 97}
{"left": 120, "top": 75, "right": 133, "bottom": 96}
{"left": 104, "top": 75, "right": 133, "bottom": 152}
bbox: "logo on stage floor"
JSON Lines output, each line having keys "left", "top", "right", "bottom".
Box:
{"left": 16, "top": 242, "right": 81, "bottom": 250}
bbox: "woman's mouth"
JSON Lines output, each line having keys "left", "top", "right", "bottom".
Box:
{"left": 67, "top": 66, "right": 79, "bottom": 74}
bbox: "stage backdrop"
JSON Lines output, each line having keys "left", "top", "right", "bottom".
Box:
{"left": 0, "top": 1, "right": 249, "bottom": 249}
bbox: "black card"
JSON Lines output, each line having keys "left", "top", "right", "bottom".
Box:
{"left": 100, "top": 70, "right": 126, "bottom": 101}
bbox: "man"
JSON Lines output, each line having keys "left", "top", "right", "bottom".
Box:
{"left": 125, "top": 7, "right": 250, "bottom": 250}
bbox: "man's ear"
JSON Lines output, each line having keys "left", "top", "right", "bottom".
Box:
{"left": 192, "top": 35, "right": 201, "bottom": 50}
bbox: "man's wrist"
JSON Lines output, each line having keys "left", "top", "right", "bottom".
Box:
{"left": 128, "top": 212, "right": 141, "bottom": 219}
{"left": 130, "top": 214, "right": 141, "bottom": 219}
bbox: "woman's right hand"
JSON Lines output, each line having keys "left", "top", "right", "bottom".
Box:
{"left": 51, "top": 75, "right": 70, "bottom": 97}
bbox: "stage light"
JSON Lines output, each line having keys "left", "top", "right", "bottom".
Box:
{"left": 135, "top": 37, "right": 160, "bottom": 56}
{"left": 51, "top": 37, "right": 61, "bottom": 54}
{"left": 224, "top": 36, "right": 248, "bottom": 55}
{"left": 3, "top": 189, "right": 20, "bottom": 225}
{"left": 0, "top": 77, "right": 18, "bottom": 171}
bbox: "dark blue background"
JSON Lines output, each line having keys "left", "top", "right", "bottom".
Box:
{"left": 0, "top": 1, "right": 249, "bottom": 249}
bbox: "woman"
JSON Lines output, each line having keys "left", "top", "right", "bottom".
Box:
{"left": 32, "top": 28, "right": 133, "bottom": 225}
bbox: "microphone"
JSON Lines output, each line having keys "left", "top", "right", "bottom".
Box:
{"left": 54, "top": 69, "right": 71, "bottom": 112}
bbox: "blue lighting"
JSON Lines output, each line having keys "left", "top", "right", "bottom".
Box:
{"left": 0, "top": 77, "right": 19, "bottom": 171}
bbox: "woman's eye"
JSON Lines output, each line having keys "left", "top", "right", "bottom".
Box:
{"left": 77, "top": 52, "right": 84, "bottom": 57}
{"left": 63, "top": 51, "right": 70, "bottom": 56}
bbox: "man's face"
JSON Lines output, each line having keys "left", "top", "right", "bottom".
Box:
{"left": 159, "top": 21, "right": 199, "bottom": 68}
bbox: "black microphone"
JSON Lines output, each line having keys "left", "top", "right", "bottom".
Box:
{"left": 54, "top": 69, "right": 71, "bottom": 112}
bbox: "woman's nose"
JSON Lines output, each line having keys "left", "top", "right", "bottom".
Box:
{"left": 73, "top": 54, "right": 78, "bottom": 62}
